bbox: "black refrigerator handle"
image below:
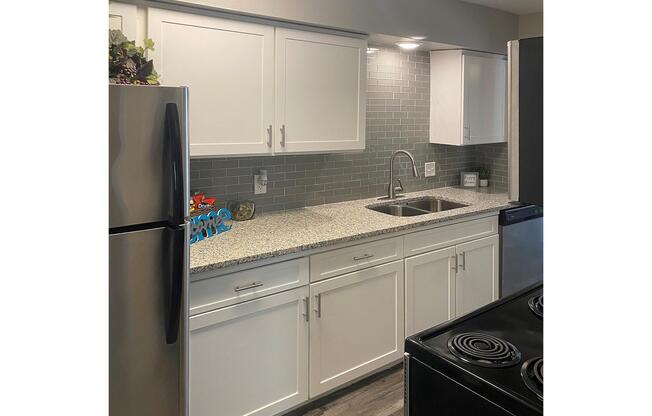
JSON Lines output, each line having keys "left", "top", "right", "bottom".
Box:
{"left": 166, "top": 226, "right": 184, "bottom": 344}
{"left": 165, "top": 103, "right": 184, "bottom": 226}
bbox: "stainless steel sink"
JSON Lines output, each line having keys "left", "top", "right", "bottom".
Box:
{"left": 405, "top": 197, "right": 468, "bottom": 212}
{"left": 369, "top": 204, "right": 428, "bottom": 217}
{"left": 367, "top": 197, "right": 468, "bottom": 217}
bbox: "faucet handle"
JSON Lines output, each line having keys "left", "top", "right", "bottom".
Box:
{"left": 394, "top": 179, "right": 404, "bottom": 193}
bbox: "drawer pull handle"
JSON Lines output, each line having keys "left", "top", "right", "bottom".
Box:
{"left": 451, "top": 255, "right": 458, "bottom": 272}
{"left": 353, "top": 253, "right": 374, "bottom": 261}
{"left": 302, "top": 297, "right": 309, "bottom": 322}
{"left": 266, "top": 125, "right": 273, "bottom": 147}
{"left": 459, "top": 252, "right": 466, "bottom": 271}
{"left": 234, "top": 282, "right": 263, "bottom": 292}
{"left": 314, "top": 294, "right": 322, "bottom": 318}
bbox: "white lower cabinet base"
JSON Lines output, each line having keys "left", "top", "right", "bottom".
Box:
{"left": 308, "top": 260, "right": 405, "bottom": 397}
{"left": 189, "top": 286, "right": 309, "bottom": 416}
{"left": 188, "top": 215, "right": 501, "bottom": 415}
{"left": 455, "top": 234, "right": 500, "bottom": 316}
{"left": 405, "top": 246, "right": 456, "bottom": 337}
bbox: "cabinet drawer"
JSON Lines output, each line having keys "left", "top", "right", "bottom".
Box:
{"left": 310, "top": 236, "right": 403, "bottom": 282}
{"left": 404, "top": 216, "right": 498, "bottom": 257}
{"left": 190, "top": 258, "right": 309, "bottom": 316}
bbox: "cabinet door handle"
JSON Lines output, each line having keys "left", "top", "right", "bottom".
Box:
{"left": 234, "top": 282, "right": 263, "bottom": 292}
{"left": 451, "top": 255, "right": 458, "bottom": 273}
{"left": 302, "top": 296, "right": 309, "bottom": 322}
{"left": 314, "top": 294, "right": 321, "bottom": 318}
{"left": 266, "top": 125, "right": 272, "bottom": 147}
{"left": 280, "top": 124, "right": 286, "bottom": 146}
{"left": 353, "top": 253, "right": 374, "bottom": 261}
{"left": 459, "top": 252, "right": 466, "bottom": 271}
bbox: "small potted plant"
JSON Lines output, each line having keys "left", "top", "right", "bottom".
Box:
{"left": 478, "top": 167, "right": 490, "bottom": 187}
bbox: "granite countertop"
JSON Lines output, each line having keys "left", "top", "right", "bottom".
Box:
{"left": 190, "top": 187, "right": 511, "bottom": 274}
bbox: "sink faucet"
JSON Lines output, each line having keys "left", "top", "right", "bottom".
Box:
{"left": 385, "top": 150, "right": 420, "bottom": 199}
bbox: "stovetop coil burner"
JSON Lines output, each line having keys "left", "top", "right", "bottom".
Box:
{"left": 447, "top": 332, "right": 522, "bottom": 368}
{"left": 528, "top": 295, "right": 543, "bottom": 318}
{"left": 521, "top": 357, "right": 543, "bottom": 399}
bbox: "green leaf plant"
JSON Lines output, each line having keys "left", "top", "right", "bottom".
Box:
{"left": 109, "top": 29, "right": 160, "bottom": 85}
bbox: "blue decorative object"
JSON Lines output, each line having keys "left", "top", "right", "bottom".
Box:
{"left": 189, "top": 208, "right": 232, "bottom": 244}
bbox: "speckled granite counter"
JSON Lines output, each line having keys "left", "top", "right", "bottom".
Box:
{"left": 190, "top": 187, "right": 511, "bottom": 274}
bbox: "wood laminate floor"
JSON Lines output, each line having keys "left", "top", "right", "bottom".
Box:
{"left": 292, "top": 366, "right": 404, "bottom": 416}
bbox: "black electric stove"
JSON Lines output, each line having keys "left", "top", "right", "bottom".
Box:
{"left": 404, "top": 284, "right": 543, "bottom": 415}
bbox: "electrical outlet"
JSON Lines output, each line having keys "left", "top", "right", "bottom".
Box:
{"left": 254, "top": 175, "right": 267, "bottom": 195}
{"left": 424, "top": 162, "right": 436, "bottom": 177}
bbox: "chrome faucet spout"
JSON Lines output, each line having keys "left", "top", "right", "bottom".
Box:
{"left": 386, "top": 150, "right": 420, "bottom": 199}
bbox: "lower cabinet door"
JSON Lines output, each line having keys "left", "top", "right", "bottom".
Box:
{"left": 189, "top": 286, "right": 309, "bottom": 416}
{"left": 405, "top": 246, "right": 456, "bottom": 337}
{"left": 309, "top": 260, "right": 404, "bottom": 397}
{"left": 455, "top": 234, "right": 500, "bottom": 316}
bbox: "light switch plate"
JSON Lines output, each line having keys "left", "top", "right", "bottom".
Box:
{"left": 254, "top": 175, "right": 267, "bottom": 194}
{"left": 424, "top": 162, "right": 436, "bottom": 177}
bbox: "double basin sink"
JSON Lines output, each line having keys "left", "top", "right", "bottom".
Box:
{"left": 368, "top": 196, "right": 468, "bottom": 217}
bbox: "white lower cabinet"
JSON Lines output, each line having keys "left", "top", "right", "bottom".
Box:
{"left": 405, "top": 234, "right": 499, "bottom": 336}
{"left": 308, "top": 260, "right": 404, "bottom": 397}
{"left": 188, "top": 216, "right": 501, "bottom": 415}
{"left": 189, "top": 286, "right": 309, "bottom": 416}
{"left": 405, "top": 246, "right": 456, "bottom": 337}
{"left": 455, "top": 234, "right": 500, "bottom": 316}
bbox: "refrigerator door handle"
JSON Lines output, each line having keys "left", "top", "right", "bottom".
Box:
{"left": 165, "top": 226, "right": 185, "bottom": 344}
{"left": 165, "top": 103, "right": 185, "bottom": 226}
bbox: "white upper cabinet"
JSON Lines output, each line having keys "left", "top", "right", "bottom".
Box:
{"left": 146, "top": 8, "right": 366, "bottom": 157}
{"left": 275, "top": 28, "right": 366, "bottom": 153}
{"left": 148, "top": 9, "right": 275, "bottom": 157}
{"left": 430, "top": 50, "right": 507, "bottom": 146}
{"left": 109, "top": 2, "right": 137, "bottom": 40}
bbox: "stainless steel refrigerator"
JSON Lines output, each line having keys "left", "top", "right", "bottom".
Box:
{"left": 109, "top": 84, "right": 189, "bottom": 416}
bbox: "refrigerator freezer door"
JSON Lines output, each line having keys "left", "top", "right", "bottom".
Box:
{"left": 109, "top": 85, "right": 188, "bottom": 229}
{"left": 110, "top": 226, "right": 187, "bottom": 416}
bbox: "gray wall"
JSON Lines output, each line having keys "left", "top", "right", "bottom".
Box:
{"left": 190, "top": 47, "right": 507, "bottom": 213}
{"left": 154, "top": 0, "right": 518, "bottom": 53}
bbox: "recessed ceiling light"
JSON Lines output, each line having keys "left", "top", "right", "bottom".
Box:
{"left": 366, "top": 47, "right": 379, "bottom": 54}
{"left": 410, "top": 36, "right": 427, "bottom": 41}
{"left": 396, "top": 41, "right": 421, "bottom": 50}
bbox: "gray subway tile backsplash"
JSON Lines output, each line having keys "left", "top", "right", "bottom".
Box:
{"left": 190, "top": 47, "right": 508, "bottom": 214}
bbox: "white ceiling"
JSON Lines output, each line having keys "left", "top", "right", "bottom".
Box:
{"left": 460, "top": 0, "right": 543, "bottom": 15}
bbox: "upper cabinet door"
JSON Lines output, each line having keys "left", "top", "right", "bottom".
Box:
{"left": 109, "top": 2, "right": 138, "bottom": 40}
{"left": 430, "top": 50, "right": 506, "bottom": 146}
{"left": 462, "top": 52, "right": 507, "bottom": 145}
{"left": 275, "top": 28, "right": 366, "bottom": 153}
{"left": 454, "top": 234, "right": 499, "bottom": 316}
{"left": 148, "top": 9, "right": 275, "bottom": 157}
